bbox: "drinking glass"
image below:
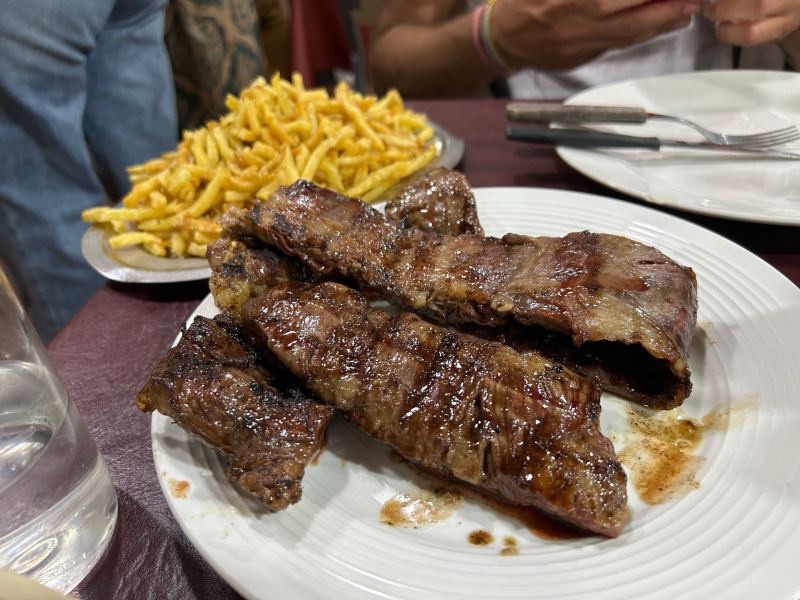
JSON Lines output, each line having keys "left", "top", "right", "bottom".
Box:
{"left": 0, "top": 266, "right": 117, "bottom": 593}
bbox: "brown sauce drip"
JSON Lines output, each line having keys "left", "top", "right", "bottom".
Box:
{"left": 167, "top": 478, "right": 190, "bottom": 499}
{"left": 310, "top": 444, "right": 325, "bottom": 465}
{"left": 396, "top": 459, "right": 584, "bottom": 541}
{"left": 379, "top": 487, "right": 464, "bottom": 528}
{"left": 467, "top": 490, "right": 586, "bottom": 541}
{"left": 619, "top": 403, "right": 745, "bottom": 504}
{"left": 468, "top": 529, "right": 494, "bottom": 545}
{"left": 499, "top": 535, "right": 520, "bottom": 556}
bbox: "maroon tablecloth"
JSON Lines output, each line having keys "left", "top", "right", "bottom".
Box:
{"left": 52, "top": 99, "right": 798, "bottom": 599}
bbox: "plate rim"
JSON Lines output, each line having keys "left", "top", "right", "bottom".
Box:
{"left": 554, "top": 69, "right": 800, "bottom": 226}
{"left": 81, "top": 226, "right": 212, "bottom": 283}
{"left": 149, "top": 186, "right": 800, "bottom": 600}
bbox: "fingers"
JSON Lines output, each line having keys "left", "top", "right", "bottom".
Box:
{"left": 595, "top": 0, "right": 679, "bottom": 14}
{"left": 602, "top": 0, "right": 698, "bottom": 42}
{"left": 701, "top": 0, "right": 800, "bottom": 45}
{"left": 594, "top": 0, "right": 697, "bottom": 16}
{"left": 702, "top": 0, "right": 787, "bottom": 22}
{"left": 637, "top": 0, "right": 701, "bottom": 31}
{"left": 714, "top": 13, "right": 800, "bottom": 43}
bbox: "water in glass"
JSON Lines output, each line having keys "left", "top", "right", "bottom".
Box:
{"left": 0, "top": 358, "right": 117, "bottom": 591}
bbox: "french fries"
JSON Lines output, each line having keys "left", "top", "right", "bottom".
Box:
{"left": 82, "top": 74, "right": 438, "bottom": 258}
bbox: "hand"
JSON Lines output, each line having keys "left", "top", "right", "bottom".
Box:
{"left": 491, "top": 0, "right": 701, "bottom": 71}
{"left": 702, "top": 0, "right": 800, "bottom": 45}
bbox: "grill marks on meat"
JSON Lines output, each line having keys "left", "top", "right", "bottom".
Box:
{"left": 385, "top": 168, "right": 483, "bottom": 236}
{"left": 207, "top": 237, "right": 317, "bottom": 316}
{"left": 136, "top": 315, "right": 333, "bottom": 510}
{"left": 242, "top": 281, "right": 629, "bottom": 537}
{"left": 210, "top": 226, "right": 687, "bottom": 407}
{"left": 184, "top": 173, "right": 701, "bottom": 533}
{"left": 230, "top": 180, "right": 697, "bottom": 409}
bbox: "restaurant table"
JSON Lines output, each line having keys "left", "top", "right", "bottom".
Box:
{"left": 53, "top": 99, "right": 798, "bottom": 599}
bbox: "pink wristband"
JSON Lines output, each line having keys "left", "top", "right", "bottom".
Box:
{"left": 471, "top": 3, "right": 506, "bottom": 76}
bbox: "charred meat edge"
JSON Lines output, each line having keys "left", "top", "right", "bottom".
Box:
{"left": 384, "top": 167, "right": 484, "bottom": 237}
{"left": 137, "top": 314, "right": 333, "bottom": 510}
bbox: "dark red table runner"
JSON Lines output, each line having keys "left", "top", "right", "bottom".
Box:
{"left": 51, "top": 99, "right": 797, "bottom": 599}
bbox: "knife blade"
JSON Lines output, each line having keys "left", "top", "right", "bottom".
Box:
{"left": 505, "top": 125, "right": 800, "bottom": 159}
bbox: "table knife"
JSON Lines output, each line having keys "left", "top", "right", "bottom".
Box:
{"left": 505, "top": 125, "right": 800, "bottom": 159}
{"left": 506, "top": 102, "right": 651, "bottom": 124}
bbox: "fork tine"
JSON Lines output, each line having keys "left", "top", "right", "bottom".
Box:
{"left": 729, "top": 130, "right": 800, "bottom": 147}
{"left": 756, "top": 127, "right": 800, "bottom": 138}
{"left": 730, "top": 137, "right": 799, "bottom": 148}
{"left": 730, "top": 136, "right": 796, "bottom": 147}
{"left": 737, "top": 129, "right": 798, "bottom": 142}
{"left": 726, "top": 126, "right": 796, "bottom": 139}
{"left": 757, "top": 131, "right": 800, "bottom": 145}
{"left": 724, "top": 126, "right": 799, "bottom": 145}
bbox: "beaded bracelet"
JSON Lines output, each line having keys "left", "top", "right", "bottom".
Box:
{"left": 471, "top": 2, "right": 508, "bottom": 76}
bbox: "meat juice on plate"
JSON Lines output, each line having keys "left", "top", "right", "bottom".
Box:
{"left": 0, "top": 360, "right": 117, "bottom": 593}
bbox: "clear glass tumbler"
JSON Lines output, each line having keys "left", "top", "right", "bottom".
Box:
{"left": 0, "top": 267, "right": 117, "bottom": 593}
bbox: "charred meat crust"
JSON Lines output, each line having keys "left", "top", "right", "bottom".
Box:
{"left": 384, "top": 167, "right": 484, "bottom": 236}
{"left": 207, "top": 236, "right": 318, "bottom": 317}
{"left": 136, "top": 315, "right": 333, "bottom": 510}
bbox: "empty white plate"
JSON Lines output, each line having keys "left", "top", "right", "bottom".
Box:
{"left": 557, "top": 70, "right": 800, "bottom": 225}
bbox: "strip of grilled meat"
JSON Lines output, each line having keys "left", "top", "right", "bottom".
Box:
{"left": 384, "top": 167, "right": 483, "bottom": 236}
{"left": 136, "top": 315, "right": 333, "bottom": 510}
{"left": 226, "top": 179, "right": 697, "bottom": 409}
{"left": 211, "top": 205, "right": 687, "bottom": 406}
{"left": 207, "top": 236, "right": 318, "bottom": 316}
{"left": 241, "top": 281, "right": 629, "bottom": 537}
{"left": 208, "top": 168, "right": 480, "bottom": 318}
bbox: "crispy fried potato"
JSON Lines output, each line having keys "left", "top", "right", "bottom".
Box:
{"left": 107, "top": 231, "right": 165, "bottom": 250}
{"left": 81, "top": 74, "right": 437, "bottom": 257}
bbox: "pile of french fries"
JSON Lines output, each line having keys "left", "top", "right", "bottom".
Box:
{"left": 82, "top": 74, "right": 437, "bottom": 258}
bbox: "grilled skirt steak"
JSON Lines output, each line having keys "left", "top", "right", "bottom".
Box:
{"left": 136, "top": 315, "right": 333, "bottom": 510}
{"left": 206, "top": 168, "right": 481, "bottom": 315}
{"left": 384, "top": 167, "right": 483, "bottom": 237}
{"left": 227, "top": 179, "right": 698, "bottom": 409}
{"left": 207, "top": 237, "right": 318, "bottom": 316}
{"left": 242, "top": 281, "right": 629, "bottom": 537}
{"left": 212, "top": 208, "right": 686, "bottom": 407}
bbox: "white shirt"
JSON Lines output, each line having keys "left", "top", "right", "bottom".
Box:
{"left": 464, "top": 0, "right": 789, "bottom": 99}
{"left": 508, "top": 16, "right": 733, "bottom": 99}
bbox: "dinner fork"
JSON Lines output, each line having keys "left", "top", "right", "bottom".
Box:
{"left": 506, "top": 103, "right": 800, "bottom": 147}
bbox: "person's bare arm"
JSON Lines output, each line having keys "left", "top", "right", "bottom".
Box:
{"left": 369, "top": 0, "right": 699, "bottom": 98}
{"left": 369, "top": 1, "right": 499, "bottom": 97}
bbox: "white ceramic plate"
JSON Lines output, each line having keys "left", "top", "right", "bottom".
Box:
{"left": 556, "top": 70, "right": 800, "bottom": 226}
{"left": 151, "top": 188, "right": 800, "bottom": 600}
{"left": 82, "top": 122, "right": 464, "bottom": 283}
